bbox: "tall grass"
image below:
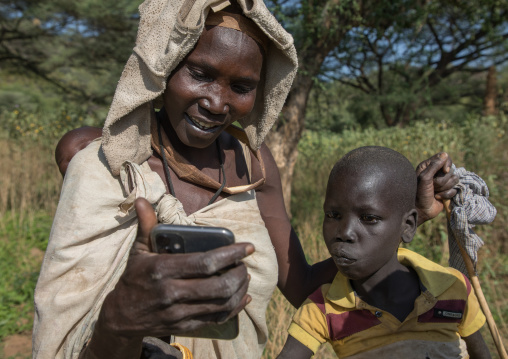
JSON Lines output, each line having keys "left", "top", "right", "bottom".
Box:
{"left": 0, "top": 110, "right": 506, "bottom": 357}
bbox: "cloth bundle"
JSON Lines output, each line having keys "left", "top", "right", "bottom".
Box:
{"left": 447, "top": 165, "right": 497, "bottom": 276}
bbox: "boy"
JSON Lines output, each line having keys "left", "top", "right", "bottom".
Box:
{"left": 278, "top": 146, "right": 491, "bottom": 359}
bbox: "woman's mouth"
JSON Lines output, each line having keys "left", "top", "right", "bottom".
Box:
{"left": 185, "top": 114, "right": 220, "bottom": 131}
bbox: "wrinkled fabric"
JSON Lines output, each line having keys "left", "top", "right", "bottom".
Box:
{"left": 447, "top": 165, "right": 497, "bottom": 276}
{"left": 33, "top": 140, "right": 278, "bottom": 359}
{"left": 102, "top": 0, "right": 298, "bottom": 175}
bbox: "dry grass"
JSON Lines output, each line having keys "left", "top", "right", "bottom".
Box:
{"left": 0, "top": 137, "right": 61, "bottom": 217}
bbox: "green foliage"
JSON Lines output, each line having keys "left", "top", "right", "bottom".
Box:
{"left": 1, "top": 0, "right": 142, "bottom": 105}
{"left": 292, "top": 114, "right": 507, "bottom": 229}
{"left": 306, "top": 66, "right": 508, "bottom": 132}
{"left": 326, "top": 0, "right": 508, "bottom": 126}
{"left": 0, "top": 212, "right": 52, "bottom": 339}
{"left": 1, "top": 106, "right": 101, "bottom": 143}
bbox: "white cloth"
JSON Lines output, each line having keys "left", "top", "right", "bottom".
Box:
{"left": 33, "top": 139, "right": 278, "bottom": 359}
{"left": 447, "top": 165, "right": 497, "bottom": 276}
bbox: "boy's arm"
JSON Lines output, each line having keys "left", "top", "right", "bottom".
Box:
{"left": 463, "top": 330, "right": 492, "bottom": 359}
{"left": 277, "top": 335, "right": 314, "bottom": 359}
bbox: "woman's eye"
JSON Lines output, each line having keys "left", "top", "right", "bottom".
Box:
{"left": 325, "top": 211, "right": 340, "bottom": 219}
{"left": 232, "top": 84, "right": 255, "bottom": 95}
{"left": 189, "top": 68, "right": 212, "bottom": 82}
{"left": 360, "top": 215, "right": 380, "bottom": 223}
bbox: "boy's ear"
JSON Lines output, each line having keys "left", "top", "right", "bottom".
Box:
{"left": 401, "top": 209, "right": 418, "bottom": 244}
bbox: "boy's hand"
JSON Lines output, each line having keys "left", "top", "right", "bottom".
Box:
{"left": 415, "top": 152, "right": 459, "bottom": 225}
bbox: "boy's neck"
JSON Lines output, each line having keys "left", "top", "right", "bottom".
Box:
{"left": 350, "top": 260, "right": 421, "bottom": 322}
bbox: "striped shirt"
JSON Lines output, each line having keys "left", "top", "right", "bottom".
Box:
{"left": 288, "top": 248, "right": 485, "bottom": 358}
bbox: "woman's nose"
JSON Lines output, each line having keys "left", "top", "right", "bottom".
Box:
{"left": 199, "top": 85, "right": 229, "bottom": 115}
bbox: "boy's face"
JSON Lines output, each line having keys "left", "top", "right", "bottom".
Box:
{"left": 323, "top": 168, "right": 415, "bottom": 281}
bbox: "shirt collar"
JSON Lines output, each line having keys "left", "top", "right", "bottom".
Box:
{"left": 325, "top": 248, "right": 458, "bottom": 307}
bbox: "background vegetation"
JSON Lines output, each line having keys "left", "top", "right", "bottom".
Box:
{"left": 1, "top": 0, "right": 508, "bottom": 357}
{"left": 0, "top": 106, "right": 507, "bottom": 357}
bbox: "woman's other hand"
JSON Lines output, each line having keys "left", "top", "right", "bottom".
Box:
{"left": 82, "top": 198, "right": 253, "bottom": 359}
{"left": 415, "top": 152, "right": 459, "bottom": 225}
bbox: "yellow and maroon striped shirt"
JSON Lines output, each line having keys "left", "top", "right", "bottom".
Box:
{"left": 288, "top": 248, "right": 485, "bottom": 358}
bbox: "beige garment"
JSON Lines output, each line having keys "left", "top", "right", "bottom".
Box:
{"left": 101, "top": 0, "right": 298, "bottom": 175}
{"left": 33, "top": 139, "right": 278, "bottom": 359}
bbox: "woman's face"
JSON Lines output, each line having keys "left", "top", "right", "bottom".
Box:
{"left": 163, "top": 25, "right": 264, "bottom": 149}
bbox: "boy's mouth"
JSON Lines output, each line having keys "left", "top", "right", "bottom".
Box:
{"left": 334, "top": 251, "right": 356, "bottom": 265}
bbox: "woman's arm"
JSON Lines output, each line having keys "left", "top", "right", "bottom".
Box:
{"left": 463, "top": 330, "right": 492, "bottom": 359}
{"left": 254, "top": 145, "right": 336, "bottom": 307}
{"left": 277, "top": 335, "right": 314, "bottom": 359}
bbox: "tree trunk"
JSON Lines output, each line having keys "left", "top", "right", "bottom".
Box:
{"left": 483, "top": 65, "right": 498, "bottom": 116}
{"left": 265, "top": 74, "right": 315, "bottom": 216}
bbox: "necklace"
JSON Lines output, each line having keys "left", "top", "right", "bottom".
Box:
{"left": 156, "top": 113, "right": 226, "bottom": 206}
{"left": 151, "top": 108, "right": 267, "bottom": 197}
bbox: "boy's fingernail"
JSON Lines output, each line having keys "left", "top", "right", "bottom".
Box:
{"left": 439, "top": 152, "right": 447, "bottom": 160}
{"left": 246, "top": 295, "right": 252, "bottom": 305}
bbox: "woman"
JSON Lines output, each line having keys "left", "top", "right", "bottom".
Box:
{"left": 33, "top": 1, "right": 458, "bottom": 358}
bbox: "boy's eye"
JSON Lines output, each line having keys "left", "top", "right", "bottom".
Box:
{"left": 360, "top": 215, "right": 380, "bottom": 223}
{"left": 325, "top": 211, "right": 340, "bottom": 219}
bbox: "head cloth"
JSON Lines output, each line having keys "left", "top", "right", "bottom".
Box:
{"left": 205, "top": 11, "right": 269, "bottom": 52}
{"left": 101, "top": 0, "right": 298, "bottom": 176}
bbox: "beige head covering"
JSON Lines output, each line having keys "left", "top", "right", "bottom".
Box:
{"left": 102, "top": 0, "right": 298, "bottom": 176}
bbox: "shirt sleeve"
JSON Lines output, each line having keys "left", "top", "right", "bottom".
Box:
{"left": 288, "top": 286, "right": 330, "bottom": 354}
{"left": 457, "top": 274, "right": 486, "bottom": 337}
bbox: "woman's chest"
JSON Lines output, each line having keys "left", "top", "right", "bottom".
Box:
{"left": 147, "top": 150, "right": 250, "bottom": 215}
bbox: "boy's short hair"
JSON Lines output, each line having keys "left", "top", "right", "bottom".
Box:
{"left": 330, "top": 146, "right": 417, "bottom": 211}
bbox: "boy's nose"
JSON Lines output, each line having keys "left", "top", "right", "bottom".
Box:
{"left": 335, "top": 220, "right": 357, "bottom": 243}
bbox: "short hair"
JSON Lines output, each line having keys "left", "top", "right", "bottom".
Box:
{"left": 329, "top": 146, "right": 417, "bottom": 211}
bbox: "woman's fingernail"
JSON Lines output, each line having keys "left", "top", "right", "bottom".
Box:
{"left": 245, "top": 244, "right": 255, "bottom": 255}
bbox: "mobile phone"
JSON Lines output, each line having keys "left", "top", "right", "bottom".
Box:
{"left": 150, "top": 224, "right": 239, "bottom": 340}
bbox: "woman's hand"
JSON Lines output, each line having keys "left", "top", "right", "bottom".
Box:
{"left": 81, "top": 198, "right": 253, "bottom": 359}
{"left": 415, "top": 152, "right": 459, "bottom": 225}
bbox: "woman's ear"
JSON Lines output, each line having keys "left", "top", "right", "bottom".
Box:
{"left": 401, "top": 209, "right": 418, "bottom": 244}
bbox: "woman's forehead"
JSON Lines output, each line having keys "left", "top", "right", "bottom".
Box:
{"left": 198, "top": 26, "right": 262, "bottom": 53}
{"left": 187, "top": 26, "right": 264, "bottom": 70}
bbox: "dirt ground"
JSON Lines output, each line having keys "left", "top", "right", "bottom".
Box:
{"left": 1, "top": 333, "right": 31, "bottom": 359}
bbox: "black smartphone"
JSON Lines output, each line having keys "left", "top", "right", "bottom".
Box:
{"left": 150, "top": 224, "right": 239, "bottom": 340}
